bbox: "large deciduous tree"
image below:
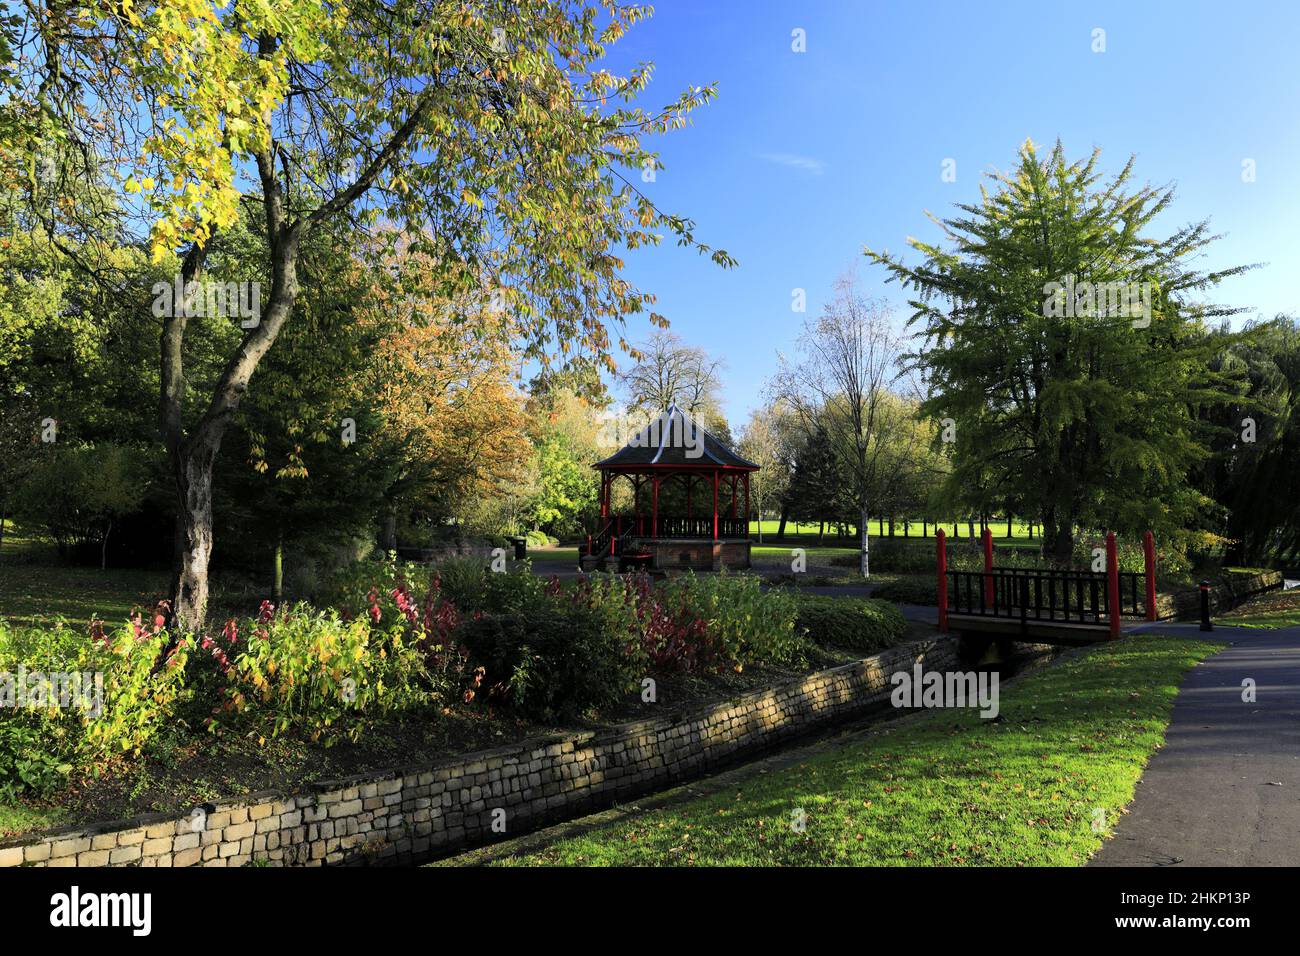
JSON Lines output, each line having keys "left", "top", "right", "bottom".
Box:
{"left": 867, "top": 140, "right": 1252, "bottom": 563}
{"left": 620, "top": 329, "right": 730, "bottom": 439}
{"left": 737, "top": 403, "right": 792, "bottom": 543}
{"left": 12, "top": 1, "right": 731, "bottom": 628}
{"left": 773, "top": 273, "right": 911, "bottom": 576}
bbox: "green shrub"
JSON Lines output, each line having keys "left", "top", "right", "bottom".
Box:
{"left": 524, "top": 530, "right": 556, "bottom": 549}
{"left": 660, "top": 573, "right": 807, "bottom": 668}
{"left": 794, "top": 596, "right": 907, "bottom": 652}
{"left": 456, "top": 577, "right": 644, "bottom": 720}
{"left": 211, "top": 602, "right": 435, "bottom": 744}
{"left": 0, "top": 615, "right": 192, "bottom": 799}
{"left": 84, "top": 622, "right": 193, "bottom": 761}
{"left": 433, "top": 555, "right": 493, "bottom": 611}
{"left": 869, "top": 574, "right": 938, "bottom": 605}
{"left": 315, "top": 553, "right": 412, "bottom": 613}
{"left": 0, "top": 621, "right": 83, "bottom": 798}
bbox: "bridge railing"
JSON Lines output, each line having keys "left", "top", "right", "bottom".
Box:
{"left": 947, "top": 567, "right": 1149, "bottom": 624}
{"left": 951, "top": 567, "right": 1154, "bottom": 621}
{"left": 936, "top": 529, "right": 1158, "bottom": 639}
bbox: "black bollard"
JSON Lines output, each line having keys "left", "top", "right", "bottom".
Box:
{"left": 1199, "top": 580, "right": 1213, "bottom": 631}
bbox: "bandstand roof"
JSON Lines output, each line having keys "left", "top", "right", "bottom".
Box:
{"left": 595, "top": 404, "right": 759, "bottom": 471}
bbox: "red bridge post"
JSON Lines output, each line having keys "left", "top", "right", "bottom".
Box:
{"left": 1106, "top": 531, "right": 1120, "bottom": 640}
{"left": 1142, "top": 530, "right": 1157, "bottom": 621}
{"left": 982, "top": 527, "right": 994, "bottom": 606}
{"left": 937, "top": 528, "right": 949, "bottom": 632}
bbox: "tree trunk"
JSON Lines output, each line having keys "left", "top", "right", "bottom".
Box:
{"left": 1007, "top": 512, "right": 1013, "bottom": 537}
{"left": 382, "top": 508, "right": 398, "bottom": 552}
{"left": 171, "top": 439, "right": 218, "bottom": 630}
{"left": 0, "top": 508, "right": 7, "bottom": 556}
{"left": 776, "top": 501, "right": 789, "bottom": 540}
{"left": 164, "top": 222, "right": 301, "bottom": 632}
{"left": 101, "top": 519, "right": 111, "bottom": 571}
{"left": 1050, "top": 523, "right": 1073, "bottom": 565}
{"left": 818, "top": 521, "right": 824, "bottom": 545}
{"left": 922, "top": 519, "right": 928, "bottom": 537}
{"left": 273, "top": 532, "right": 284, "bottom": 602}
{"left": 1041, "top": 505, "right": 1074, "bottom": 565}
{"left": 860, "top": 507, "right": 870, "bottom": 578}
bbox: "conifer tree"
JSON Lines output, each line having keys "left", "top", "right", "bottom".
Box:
{"left": 867, "top": 141, "right": 1253, "bottom": 562}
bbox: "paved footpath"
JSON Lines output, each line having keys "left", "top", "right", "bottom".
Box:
{"left": 1091, "top": 622, "right": 1300, "bottom": 867}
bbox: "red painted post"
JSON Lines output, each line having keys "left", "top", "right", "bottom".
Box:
{"left": 652, "top": 477, "right": 660, "bottom": 538}
{"left": 711, "top": 471, "right": 719, "bottom": 540}
{"left": 1143, "top": 530, "right": 1157, "bottom": 621}
{"left": 937, "top": 528, "right": 949, "bottom": 632}
{"left": 982, "top": 527, "right": 994, "bottom": 606}
{"left": 1106, "top": 531, "right": 1120, "bottom": 640}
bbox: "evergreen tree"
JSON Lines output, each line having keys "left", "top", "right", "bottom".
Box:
{"left": 868, "top": 140, "right": 1253, "bottom": 562}
{"left": 783, "top": 424, "right": 842, "bottom": 541}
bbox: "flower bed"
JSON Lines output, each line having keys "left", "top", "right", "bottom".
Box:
{"left": 2, "top": 560, "right": 878, "bottom": 828}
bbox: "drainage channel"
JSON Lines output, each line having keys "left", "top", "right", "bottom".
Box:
{"left": 427, "top": 637, "right": 1064, "bottom": 866}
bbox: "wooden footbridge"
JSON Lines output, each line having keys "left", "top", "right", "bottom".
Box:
{"left": 937, "top": 530, "right": 1159, "bottom": 644}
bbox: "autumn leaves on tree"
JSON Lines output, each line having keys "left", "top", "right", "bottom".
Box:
{"left": 10, "top": 1, "right": 733, "bottom": 628}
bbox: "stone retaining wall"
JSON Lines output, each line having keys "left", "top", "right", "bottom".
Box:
{"left": 1156, "top": 570, "right": 1282, "bottom": 620}
{"left": 0, "top": 637, "right": 958, "bottom": 868}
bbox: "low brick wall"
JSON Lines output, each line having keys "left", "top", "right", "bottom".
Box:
{"left": 0, "top": 637, "right": 958, "bottom": 868}
{"left": 637, "top": 537, "right": 752, "bottom": 571}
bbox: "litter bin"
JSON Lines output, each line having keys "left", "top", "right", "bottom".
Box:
{"left": 507, "top": 535, "right": 527, "bottom": 560}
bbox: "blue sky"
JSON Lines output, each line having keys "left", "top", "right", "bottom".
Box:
{"left": 601, "top": 0, "right": 1300, "bottom": 426}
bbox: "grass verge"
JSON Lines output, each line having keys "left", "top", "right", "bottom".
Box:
{"left": 1218, "top": 588, "right": 1300, "bottom": 628}
{"left": 490, "top": 634, "right": 1220, "bottom": 866}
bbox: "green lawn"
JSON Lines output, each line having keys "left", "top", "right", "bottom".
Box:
{"left": 492, "top": 634, "right": 1220, "bottom": 866}
{"left": 1219, "top": 588, "right": 1300, "bottom": 628}
{"left": 0, "top": 559, "right": 170, "bottom": 628}
{"left": 528, "top": 545, "right": 578, "bottom": 565}
{"left": 0, "top": 801, "right": 64, "bottom": 840}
